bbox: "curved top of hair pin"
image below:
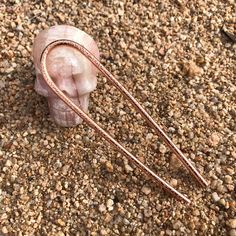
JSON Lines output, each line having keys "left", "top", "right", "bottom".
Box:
{"left": 40, "top": 38, "right": 208, "bottom": 204}
{"left": 34, "top": 25, "right": 100, "bottom": 70}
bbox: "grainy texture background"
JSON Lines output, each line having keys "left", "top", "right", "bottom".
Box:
{"left": 0, "top": 0, "right": 235, "bottom": 235}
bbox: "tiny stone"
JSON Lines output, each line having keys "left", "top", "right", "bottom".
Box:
{"left": 125, "top": 164, "right": 133, "bottom": 172}
{"left": 57, "top": 13, "right": 65, "bottom": 22}
{"left": 173, "top": 220, "right": 182, "bottom": 230}
{"left": 99, "top": 204, "right": 106, "bottom": 213}
{"left": 0, "top": 81, "right": 5, "bottom": 89}
{"left": 170, "top": 154, "right": 182, "bottom": 169}
{"left": 159, "top": 144, "right": 167, "bottom": 154}
{"left": 107, "top": 199, "right": 114, "bottom": 208}
{"left": 119, "top": 40, "right": 126, "bottom": 48}
{"left": 5, "top": 160, "right": 12, "bottom": 167}
{"left": 159, "top": 47, "right": 165, "bottom": 56}
{"left": 224, "top": 175, "right": 233, "bottom": 184}
{"left": 100, "top": 229, "right": 108, "bottom": 235}
{"left": 170, "top": 179, "right": 178, "bottom": 187}
{"left": 62, "top": 165, "right": 70, "bottom": 175}
{"left": 57, "top": 231, "right": 65, "bottom": 236}
{"left": 44, "top": 0, "right": 51, "bottom": 5}
{"left": 30, "top": 129, "right": 37, "bottom": 134}
{"left": 104, "top": 213, "right": 112, "bottom": 223}
{"left": 146, "top": 133, "right": 153, "bottom": 141}
{"left": 57, "top": 219, "right": 65, "bottom": 226}
{"left": 55, "top": 160, "right": 62, "bottom": 168}
{"left": 230, "top": 229, "right": 236, "bottom": 236}
{"left": 2, "top": 226, "right": 8, "bottom": 234}
{"left": 39, "top": 167, "right": 45, "bottom": 175}
{"left": 227, "top": 184, "right": 234, "bottom": 192}
{"left": 148, "top": 47, "right": 155, "bottom": 53}
{"left": 106, "top": 161, "right": 113, "bottom": 172}
{"left": 217, "top": 184, "right": 226, "bottom": 193}
{"left": 228, "top": 219, "right": 236, "bottom": 229}
{"left": 119, "top": 110, "right": 126, "bottom": 116}
{"left": 144, "top": 208, "right": 152, "bottom": 217}
{"left": 1, "top": 213, "right": 7, "bottom": 219}
{"left": 232, "top": 152, "right": 236, "bottom": 158}
{"left": 43, "top": 140, "right": 48, "bottom": 146}
{"left": 212, "top": 192, "right": 220, "bottom": 202}
{"left": 56, "top": 181, "right": 62, "bottom": 191}
{"left": 123, "top": 218, "right": 130, "bottom": 225}
{"left": 226, "top": 168, "right": 234, "bottom": 175}
{"left": 7, "top": 32, "right": 14, "bottom": 37}
{"left": 209, "top": 133, "right": 220, "bottom": 147}
{"left": 141, "top": 186, "right": 151, "bottom": 195}
{"left": 219, "top": 198, "right": 226, "bottom": 206}
{"left": 183, "top": 60, "right": 203, "bottom": 77}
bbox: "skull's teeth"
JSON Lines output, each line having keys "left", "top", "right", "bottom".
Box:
{"left": 47, "top": 97, "right": 83, "bottom": 127}
{"left": 50, "top": 108, "right": 83, "bottom": 127}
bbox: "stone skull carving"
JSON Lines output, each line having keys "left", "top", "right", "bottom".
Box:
{"left": 33, "top": 25, "right": 99, "bottom": 127}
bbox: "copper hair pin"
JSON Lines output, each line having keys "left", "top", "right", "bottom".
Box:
{"left": 40, "top": 39, "right": 208, "bottom": 204}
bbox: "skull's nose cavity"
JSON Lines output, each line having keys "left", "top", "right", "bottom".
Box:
{"left": 56, "top": 79, "right": 78, "bottom": 98}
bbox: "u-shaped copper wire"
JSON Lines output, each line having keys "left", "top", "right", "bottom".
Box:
{"left": 40, "top": 39, "right": 208, "bottom": 204}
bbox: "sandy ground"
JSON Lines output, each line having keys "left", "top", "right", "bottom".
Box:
{"left": 0, "top": 0, "right": 235, "bottom": 235}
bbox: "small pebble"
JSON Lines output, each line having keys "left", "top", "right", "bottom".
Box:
{"left": 123, "top": 218, "right": 130, "bottom": 225}
{"left": 57, "top": 231, "right": 65, "bottom": 236}
{"left": 173, "top": 220, "right": 182, "bottom": 230}
{"left": 144, "top": 209, "right": 152, "bottom": 217}
{"left": 44, "top": 0, "right": 51, "bottom": 5}
{"left": 170, "top": 155, "right": 182, "bottom": 169}
{"left": 146, "top": 133, "right": 153, "bottom": 141}
{"left": 62, "top": 165, "right": 70, "bottom": 175}
{"left": 57, "top": 219, "right": 65, "bottom": 226}
{"left": 57, "top": 13, "right": 65, "bottom": 22}
{"left": 105, "top": 161, "right": 113, "bottom": 172}
{"left": 39, "top": 167, "right": 45, "bottom": 175}
{"left": 107, "top": 199, "right": 114, "bottom": 211}
{"left": 99, "top": 204, "right": 106, "bottom": 213}
{"left": 56, "top": 181, "right": 62, "bottom": 191}
{"left": 2, "top": 226, "right": 8, "bottom": 234}
{"left": 159, "top": 144, "right": 167, "bottom": 154}
{"left": 228, "top": 219, "right": 236, "bottom": 229}
{"left": 125, "top": 164, "right": 133, "bottom": 172}
{"left": 5, "top": 160, "right": 12, "bottom": 167}
{"left": 141, "top": 186, "right": 151, "bottom": 195}
{"left": 100, "top": 229, "right": 108, "bottom": 235}
{"left": 0, "top": 81, "right": 5, "bottom": 89}
{"left": 170, "top": 179, "right": 178, "bottom": 187}
{"left": 182, "top": 60, "right": 203, "bottom": 77}
{"left": 224, "top": 175, "right": 233, "bottom": 184}
{"left": 230, "top": 229, "right": 236, "bottom": 236}
{"left": 209, "top": 133, "right": 221, "bottom": 147}
{"left": 212, "top": 192, "right": 220, "bottom": 202}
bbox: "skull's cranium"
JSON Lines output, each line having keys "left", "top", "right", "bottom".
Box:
{"left": 33, "top": 25, "right": 99, "bottom": 127}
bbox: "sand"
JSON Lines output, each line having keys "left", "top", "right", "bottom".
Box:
{"left": 0, "top": 0, "right": 235, "bottom": 235}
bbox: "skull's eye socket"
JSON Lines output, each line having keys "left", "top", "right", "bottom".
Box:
{"left": 73, "top": 72, "right": 97, "bottom": 96}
